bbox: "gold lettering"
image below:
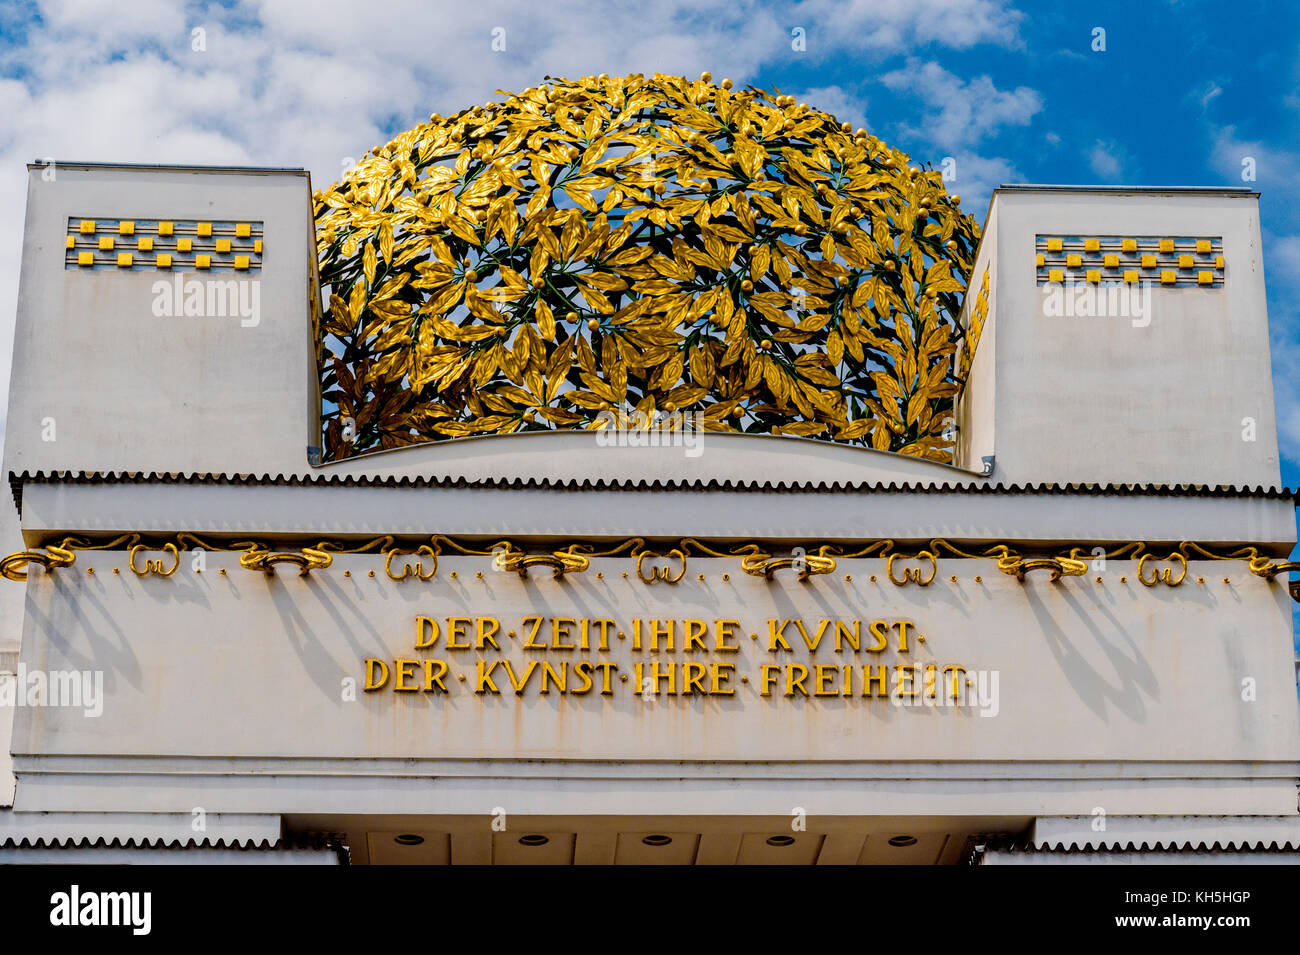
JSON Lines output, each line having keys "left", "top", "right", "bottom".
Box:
{"left": 648, "top": 619, "right": 674, "bottom": 652}
{"left": 786, "top": 663, "right": 809, "bottom": 697}
{"left": 363, "top": 659, "right": 389, "bottom": 691}
{"left": 681, "top": 662, "right": 707, "bottom": 694}
{"left": 834, "top": 620, "right": 860, "bottom": 653}
{"left": 475, "top": 660, "right": 501, "bottom": 694}
{"left": 551, "top": 617, "right": 576, "bottom": 650}
{"left": 592, "top": 662, "right": 617, "bottom": 695}
{"left": 476, "top": 617, "right": 501, "bottom": 650}
{"left": 570, "top": 661, "right": 594, "bottom": 695}
{"left": 710, "top": 662, "right": 735, "bottom": 695}
{"left": 714, "top": 619, "right": 741, "bottom": 653}
{"left": 446, "top": 617, "right": 471, "bottom": 650}
{"left": 503, "top": 660, "right": 541, "bottom": 694}
{"left": 842, "top": 663, "right": 853, "bottom": 696}
{"left": 423, "top": 659, "right": 449, "bottom": 692}
{"left": 539, "top": 661, "right": 566, "bottom": 693}
{"left": 683, "top": 619, "right": 708, "bottom": 652}
{"left": 591, "top": 619, "right": 615, "bottom": 652}
{"left": 814, "top": 664, "right": 838, "bottom": 696}
{"left": 943, "top": 665, "right": 968, "bottom": 700}
{"left": 867, "top": 620, "right": 890, "bottom": 652}
{"left": 768, "top": 619, "right": 793, "bottom": 652}
{"left": 863, "top": 664, "right": 888, "bottom": 696}
{"left": 522, "top": 616, "right": 546, "bottom": 649}
{"left": 895, "top": 664, "right": 918, "bottom": 697}
{"left": 394, "top": 659, "right": 420, "bottom": 691}
{"left": 415, "top": 616, "right": 438, "bottom": 649}
{"left": 895, "top": 619, "right": 913, "bottom": 653}
{"left": 760, "top": 664, "right": 781, "bottom": 697}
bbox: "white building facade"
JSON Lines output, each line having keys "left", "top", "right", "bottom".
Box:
{"left": 0, "top": 165, "right": 1296, "bottom": 864}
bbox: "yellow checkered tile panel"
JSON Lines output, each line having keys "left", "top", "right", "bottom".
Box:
{"left": 65, "top": 218, "right": 264, "bottom": 272}
{"left": 1035, "top": 235, "right": 1223, "bottom": 288}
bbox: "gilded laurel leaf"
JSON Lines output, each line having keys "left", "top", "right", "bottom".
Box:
{"left": 314, "top": 72, "right": 981, "bottom": 461}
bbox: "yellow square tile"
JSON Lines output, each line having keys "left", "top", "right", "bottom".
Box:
{"left": 1121, "top": 238, "right": 1137, "bottom": 253}
{"left": 65, "top": 235, "right": 75, "bottom": 249}
{"left": 195, "top": 254, "right": 211, "bottom": 269}
{"left": 177, "top": 238, "right": 193, "bottom": 252}
{"left": 235, "top": 223, "right": 251, "bottom": 238}
{"left": 156, "top": 253, "right": 173, "bottom": 269}
{"left": 1178, "top": 254, "right": 1194, "bottom": 269}
{"left": 118, "top": 221, "right": 134, "bottom": 236}
{"left": 1141, "top": 254, "right": 1157, "bottom": 268}
{"left": 1035, "top": 253, "right": 1045, "bottom": 267}
{"left": 1123, "top": 269, "right": 1139, "bottom": 283}
{"left": 1066, "top": 253, "right": 1082, "bottom": 267}
{"left": 1085, "top": 269, "right": 1101, "bottom": 283}
{"left": 1159, "top": 238, "right": 1175, "bottom": 253}
{"left": 234, "top": 255, "right": 250, "bottom": 270}
{"left": 1047, "top": 268, "right": 1064, "bottom": 283}
{"left": 1084, "top": 238, "right": 1100, "bottom": 252}
{"left": 1046, "top": 238, "right": 1063, "bottom": 252}
{"left": 1103, "top": 253, "right": 1119, "bottom": 268}
{"left": 1197, "top": 239, "right": 1211, "bottom": 254}
{"left": 253, "top": 239, "right": 263, "bottom": 254}
{"left": 137, "top": 237, "right": 154, "bottom": 252}
{"left": 197, "top": 222, "right": 212, "bottom": 237}
{"left": 215, "top": 238, "right": 231, "bottom": 253}
{"left": 1198, "top": 271, "right": 1214, "bottom": 285}
{"left": 98, "top": 236, "right": 114, "bottom": 251}
{"left": 1215, "top": 255, "right": 1225, "bottom": 269}
{"left": 158, "top": 221, "right": 174, "bottom": 236}
{"left": 116, "top": 252, "right": 133, "bottom": 268}
{"left": 79, "top": 219, "right": 96, "bottom": 235}
{"left": 77, "top": 251, "right": 93, "bottom": 266}
{"left": 1161, "top": 270, "right": 1177, "bottom": 284}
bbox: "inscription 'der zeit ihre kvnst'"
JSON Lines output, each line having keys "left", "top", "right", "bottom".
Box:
{"left": 362, "top": 616, "right": 976, "bottom": 701}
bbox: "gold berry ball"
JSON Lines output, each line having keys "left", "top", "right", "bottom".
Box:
{"left": 464, "top": 269, "right": 478, "bottom": 282}
{"left": 700, "top": 71, "right": 712, "bottom": 83}
{"left": 522, "top": 410, "right": 535, "bottom": 423}
{"left": 760, "top": 339, "right": 772, "bottom": 350}
{"left": 565, "top": 312, "right": 578, "bottom": 323}
{"left": 587, "top": 318, "right": 600, "bottom": 331}
{"left": 721, "top": 78, "right": 733, "bottom": 90}
{"left": 740, "top": 279, "right": 754, "bottom": 293}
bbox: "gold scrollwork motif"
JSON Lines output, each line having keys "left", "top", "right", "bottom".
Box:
{"left": 886, "top": 551, "right": 938, "bottom": 586}
{"left": 129, "top": 543, "right": 180, "bottom": 577}
{"left": 384, "top": 546, "right": 438, "bottom": 581}
{"left": 504, "top": 552, "right": 590, "bottom": 579}
{"left": 240, "top": 546, "right": 334, "bottom": 576}
{"left": 1003, "top": 556, "right": 1089, "bottom": 582}
{"left": 743, "top": 545, "right": 832, "bottom": 582}
{"left": 1138, "top": 552, "right": 1187, "bottom": 587}
{"left": 635, "top": 549, "right": 687, "bottom": 584}
{"left": 1178, "top": 542, "right": 1300, "bottom": 581}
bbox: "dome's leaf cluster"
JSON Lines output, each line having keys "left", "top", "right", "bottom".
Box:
{"left": 313, "top": 72, "right": 981, "bottom": 461}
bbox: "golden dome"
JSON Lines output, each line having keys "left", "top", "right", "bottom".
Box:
{"left": 313, "top": 72, "right": 980, "bottom": 461}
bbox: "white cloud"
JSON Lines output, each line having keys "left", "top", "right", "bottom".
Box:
{"left": 879, "top": 58, "right": 1041, "bottom": 150}
{"left": 1088, "top": 139, "right": 1125, "bottom": 182}
{"left": 789, "top": 85, "right": 870, "bottom": 132}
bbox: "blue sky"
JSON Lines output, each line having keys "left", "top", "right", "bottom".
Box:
{"left": 0, "top": 0, "right": 1297, "bottom": 490}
